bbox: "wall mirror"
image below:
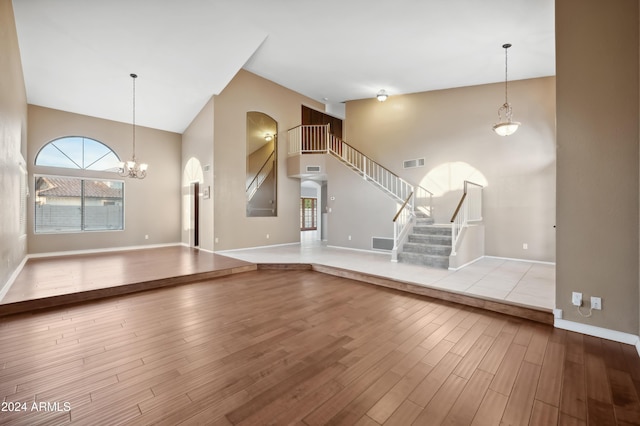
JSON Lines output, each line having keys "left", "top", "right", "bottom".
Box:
{"left": 246, "top": 111, "right": 277, "bottom": 216}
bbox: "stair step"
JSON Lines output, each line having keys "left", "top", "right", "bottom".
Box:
{"left": 415, "top": 217, "right": 434, "bottom": 225}
{"left": 398, "top": 252, "right": 449, "bottom": 269}
{"left": 403, "top": 242, "right": 451, "bottom": 256}
{"left": 408, "top": 234, "right": 452, "bottom": 245}
{"left": 413, "top": 225, "right": 450, "bottom": 236}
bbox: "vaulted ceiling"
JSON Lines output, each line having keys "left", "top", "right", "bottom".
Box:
{"left": 12, "top": 0, "right": 555, "bottom": 133}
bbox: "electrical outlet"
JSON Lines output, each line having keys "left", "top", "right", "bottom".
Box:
{"left": 523, "top": 243, "right": 528, "bottom": 249}
{"left": 266, "top": 234, "right": 270, "bottom": 239}
{"left": 348, "top": 235, "right": 352, "bottom": 241}
{"left": 572, "top": 292, "right": 582, "bottom": 307}
{"left": 591, "top": 296, "right": 602, "bottom": 310}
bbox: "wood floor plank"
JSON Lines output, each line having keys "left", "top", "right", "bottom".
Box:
{"left": 470, "top": 389, "right": 509, "bottom": 426}
{"left": 441, "top": 369, "right": 493, "bottom": 425}
{"left": 500, "top": 361, "right": 542, "bottom": 425}
{"left": 530, "top": 400, "right": 559, "bottom": 425}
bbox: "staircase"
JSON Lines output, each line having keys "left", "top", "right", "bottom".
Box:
{"left": 288, "top": 124, "right": 463, "bottom": 269}
{"left": 398, "top": 212, "right": 452, "bottom": 269}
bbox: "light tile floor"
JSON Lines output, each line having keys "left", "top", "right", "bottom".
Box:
{"left": 221, "top": 231, "right": 556, "bottom": 310}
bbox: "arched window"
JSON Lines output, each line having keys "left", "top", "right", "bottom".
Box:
{"left": 35, "top": 136, "right": 121, "bottom": 172}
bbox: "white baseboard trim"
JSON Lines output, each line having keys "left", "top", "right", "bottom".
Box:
{"left": 555, "top": 318, "right": 640, "bottom": 356}
{"left": 218, "top": 242, "right": 300, "bottom": 253}
{"left": 483, "top": 255, "right": 556, "bottom": 266}
{"left": 325, "top": 245, "right": 391, "bottom": 256}
{"left": 0, "top": 256, "right": 29, "bottom": 303}
{"left": 28, "top": 243, "right": 183, "bottom": 259}
{"left": 448, "top": 256, "right": 483, "bottom": 271}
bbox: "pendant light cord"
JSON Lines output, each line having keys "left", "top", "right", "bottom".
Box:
{"left": 503, "top": 44, "right": 510, "bottom": 105}
{"left": 131, "top": 73, "right": 137, "bottom": 160}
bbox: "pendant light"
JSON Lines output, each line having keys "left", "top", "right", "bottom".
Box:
{"left": 118, "top": 73, "right": 148, "bottom": 179}
{"left": 492, "top": 44, "right": 520, "bottom": 136}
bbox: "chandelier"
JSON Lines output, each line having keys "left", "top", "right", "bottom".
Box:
{"left": 492, "top": 44, "right": 521, "bottom": 136}
{"left": 118, "top": 73, "right": 148, "bottom": 178}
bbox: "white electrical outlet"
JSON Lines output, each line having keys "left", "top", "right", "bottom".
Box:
{"left": 523, "top": 243, "right": 528, "bottom": 249}
{"left": 572, "top": 292, "right": 582, "bottom": 307}
{"left": 145, "top": 234, "right": 149, "bottom": 240}
{"left": 266, "top": 234, "right": 270, "bottom": 239}
{"left": 591, "top": 296, "right": 602, "bottom": 310}
{"left": 348, "top": 235, "right": 352, "bottom": 241}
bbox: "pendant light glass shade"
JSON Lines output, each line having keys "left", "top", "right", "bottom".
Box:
{"left": 493, "top": 44, "right": 520, "bottom": 136}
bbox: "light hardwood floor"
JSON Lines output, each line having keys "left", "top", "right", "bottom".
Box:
{"left": 1, "top": 269, "right": 639, "bottom": 425}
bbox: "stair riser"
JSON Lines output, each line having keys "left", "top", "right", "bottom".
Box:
{"left": 415, "top": 219, "right": 435, "bottom": 225}
{"left": 403, "top": 244, "right": 451, "bottom": 256}
{"left": 398, "top": 253, "right": 449, "bottom": 269}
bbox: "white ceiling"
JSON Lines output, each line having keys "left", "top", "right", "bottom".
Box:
{"left": 12, "top": 0, "right": 555, "bottom": 134}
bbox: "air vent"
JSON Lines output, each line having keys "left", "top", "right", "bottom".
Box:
{"left": 306, "top": 166, "right": 321, "bottom": 173}
{"left": 372, "top": 237, "right": 394, "bottom": 251}
{"left": 403, "top": 158, "right": 425, "bottom": 169}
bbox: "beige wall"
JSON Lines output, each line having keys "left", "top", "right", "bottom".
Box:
{"left": 345, "top": 77, "right": 556, "bottom": 262}
{"left": 182, "top": 97, "right": 214, "bottom": 251}
{"left": 211, "top": 70, "right": 323, "bottom": 250}
{"left": 556, "top": 0, "right": 640, "bottom": 334}
{"left": 0, "top": 0, "right": 28, "bottom": 289}
{"left": 27, "top": 105, "right": 182, "bottom": 253}
{"left": 325, "top": 154, "right": 397, "bottom": 250}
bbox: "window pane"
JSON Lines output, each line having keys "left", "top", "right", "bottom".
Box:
{"left": 36, "top": 143, "right": 81, "bottom": 169}
{"left": 87, "top": 151, "right": 121, "bottom": 172}
{"left": 51, "top": 137, "right": 84, "bottom": 168}
{"left": 34, "top": 176, "right": 124, "bottom": 233}
{"left": 35, "top": 176, "right": 82, "bottom": 233}
{"left": 83, "top": 180, "right": 124, "bottom": 231}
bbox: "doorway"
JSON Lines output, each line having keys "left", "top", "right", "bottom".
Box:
{"left": 300, "top": 197, "right": 317, "bottom": 231}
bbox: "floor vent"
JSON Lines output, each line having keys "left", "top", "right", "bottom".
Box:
{"left": 372, "top": 237, "right": 394, "bottom": 251}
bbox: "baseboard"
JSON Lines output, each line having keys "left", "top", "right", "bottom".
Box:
{"left": 0, "top": 256, "right": 28, "bottom": 303}
{"left": 448, "top": 256, "right": 483, "bottom": 271}
{"left": 27, "top": 243, "right": 183, "bottom": 259}
{"left": 554, "top": 318, "right": 640, "bottom": 357}
{"left": 325, "top": 245, "right": 390, "bottom": 256}
{"left": 218, "top": 242, "right": 300, "bottom": 253}
{"left": 484, "top": 255, "right": 556, "bottom": 266}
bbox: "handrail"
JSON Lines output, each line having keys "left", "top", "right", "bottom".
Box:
{"left": 393, "top": 192, "right": 413, "bottom": 222}
{"left": 450, "top": 193, "right": 467, "bottom": 223}
{"left": 246, "top": 150, "right": 275, "bottom": 200}
{"left": 450, "top": 180, "right": 483, "bottom": 256}
{"left": 450, "top": 180, "right": 483, "bottom": 222}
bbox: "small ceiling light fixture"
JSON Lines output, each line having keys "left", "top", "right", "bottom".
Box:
{"left": 492, "top": 43, "right": 520, "bottom": 136}
{"left": 118, "top": 73, "right": 148, "bottom": 179}
{"left": 376, "top": 89, "right": 388, "bottom": 102}
{"left": 264, "top": 133, "right": 273, "bottom": 142}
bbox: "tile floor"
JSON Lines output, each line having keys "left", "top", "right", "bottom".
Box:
{"left": 221, "top": 231, "right": 556, "bottom": 311}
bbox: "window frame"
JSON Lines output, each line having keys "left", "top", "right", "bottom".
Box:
{"left": 34, "top": 136, "right": 122, "bottom": 172}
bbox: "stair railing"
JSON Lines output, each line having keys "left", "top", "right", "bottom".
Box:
{"left": 391, "top": 192, "right": 414, "bottom": 262}
{"left": 246, "top": 150, "right": 275, "bottom": 201}
{"left": 450, "top": 180, "right": 483, "bottom": 255}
